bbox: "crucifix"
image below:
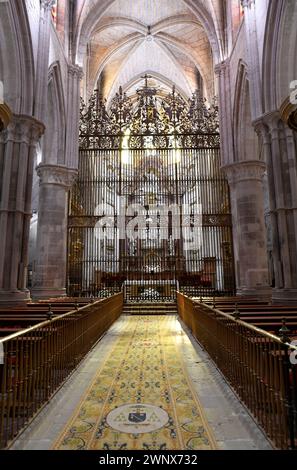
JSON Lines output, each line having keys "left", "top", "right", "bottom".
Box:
{"left": 141, "top": 73, "right": 152, "bottom": 88}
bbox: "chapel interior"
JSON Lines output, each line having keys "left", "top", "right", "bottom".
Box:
{"left": 0, "top": 0, "right": 297, "bottom": 452}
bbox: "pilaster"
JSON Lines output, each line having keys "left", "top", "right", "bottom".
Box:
{"left": 65, "top": 65, "right": 83, "bottom": 169}
{"left": 215, "top": 60, "right": 234, "bottom": 166}
{"left": 0, "top": 115, "right": 44, "bottom": 304}
{"left": 31, "top": 164, "right": 77, "bottom": 299}
{"left": 34, "top": 0, "right": 56, "bottom": 121}
{"left": 223, "top": 160, "right": 271, "bottom": 298}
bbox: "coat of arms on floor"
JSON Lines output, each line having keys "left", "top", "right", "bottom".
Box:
{"left": 106, "top": 404, "right": 169, "bottom": 433}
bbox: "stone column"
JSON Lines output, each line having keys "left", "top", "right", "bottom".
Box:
{"left": 0, "top": 115, "right": 44, "bottom": 304}
{"left": 31, "top": 164, "right": 77, "bottom": 299}
{"left": 241, "top": 0, "right": 262, "bottom": 119}
{"left": 253, "top": 120, "right": 283, "bottom": 289}
{"left": 34, "top": 0, "right": 56, "bottom": 121}
{"left": 31, "top": 63, "right": 82, "bottom": 299}
{"left": 215, "top": 60, "right": 235, "bottom": 166}
{"left": 65, "top": 64, "right": 83, "bottom": 169}
{"left": 223, "top": 161, "right": 271, "bottom": 297}
{"left": 255, "top": 113, "right": 297, "bottom": 303}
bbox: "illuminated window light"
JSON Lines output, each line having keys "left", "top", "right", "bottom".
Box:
{"left": 169, "top": 135, "right": 181, "bottom": 164}
{"left": 52, "top": 1, "right": 57, "bottom": 27}
{"left": 240, "top": 1, "right": 244, "bottom": 16}
{"left": 121, "top": 128, "right": 132, "bottom": 164}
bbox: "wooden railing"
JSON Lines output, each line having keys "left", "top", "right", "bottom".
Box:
{"left": 0, "top": 292, "right": 123, "bottom": 448}
{"left": 177, "top": 292, "right": 297, "bottom": 449}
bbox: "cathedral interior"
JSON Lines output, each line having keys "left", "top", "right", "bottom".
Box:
{"left": 0, "top": 0, "right": 297, "bottom": 454}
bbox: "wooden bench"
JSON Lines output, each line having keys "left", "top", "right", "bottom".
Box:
{"left": 193, "top": 298, "right": 297, "bottom": 338}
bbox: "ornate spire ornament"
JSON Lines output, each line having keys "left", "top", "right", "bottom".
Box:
{"left": 79, "top": 78, "right": 220, "bottom": 149}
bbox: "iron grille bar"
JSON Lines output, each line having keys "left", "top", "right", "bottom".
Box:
{"left": 68, "top": 83, "right": 235, "bottom": 301}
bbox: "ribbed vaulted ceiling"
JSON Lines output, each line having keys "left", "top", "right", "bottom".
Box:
{"left": 74, "top": 0, "right": 228, "bottom": 101}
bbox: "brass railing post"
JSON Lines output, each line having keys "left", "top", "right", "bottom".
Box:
{"left": 0, "top": 293, "right": 123, "bottom": 448}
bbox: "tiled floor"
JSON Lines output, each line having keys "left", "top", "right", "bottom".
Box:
{"left": 11, "top": 315, "right": 272, "bottom": 450}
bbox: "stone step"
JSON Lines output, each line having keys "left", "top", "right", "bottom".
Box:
{"left": 123, "top": 303, "right": 178, "bottom": 315}
{"left": 123, "top": 306, "right": 177, "bottom": 309}
{"left": 123, "top": 311, "right": 177, "bottom": 315}
{"left": 123, "top": 308, "right": 177, "bottom": 313}
{"left": 123, "top": 303, "right": 176, "bottom": 307}
{"left": 123, "top": 309, "right": 177, "bottom": 312}
{"left": 123, "top": 306, "right": 176, "bottom": 310}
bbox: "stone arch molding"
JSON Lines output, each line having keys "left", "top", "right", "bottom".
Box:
{"left": 263, "top": 0, "right": 297, "bottom": 113}
{"left": 74, "top": 0, "right": 221, "bottom": 66}
{"left": 85, "top": 15, "right": 212, "bottom": 99}
{"left": 113, "top": 71, "right": 189, "bottom": 103}
{"left": 233, "top": 61, "right": 248, "bottom": 162}
{"left": 42, "top": 62, "right": 66, "bottom": 166}
{"left": 233, "top": 60, "right": 259, "bottom": 163}
{"left": 0, "top": 0, "right": 34, "bottom": 115}
{"left": 99, "top": 39, "right": 194, "bottom": 103}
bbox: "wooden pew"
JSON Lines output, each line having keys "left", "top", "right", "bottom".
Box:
{"left": 194, "top": 299, "right": 297, "bottom": 338}
{"left": 0, "top": 301, "right": 88, "bottom": 338}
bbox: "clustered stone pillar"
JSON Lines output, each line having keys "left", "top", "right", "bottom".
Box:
{"left": 215, "top": 60, "right": 235, "bottom": 166}
{"left": 0, "top": 115, "right": 44, "bottom": 304}
{"left": 223, "top": 161, "right": 271, "bottom": 297}
{"left": 34, "top": 0, "right": 56, "bottom": 120}
{"left": 31, "top": 164, "right": 77, "bottom": 299}
{"left": 31, "top": 63, "right": 82, "bottom": 299}
{"left": 254, "top": 114, "right": 297, "bottom": 303}
{"left": 65, "top": 64, "right": 84, "bottom": 169}
{"left": 241, "top": 0, "right": 262, "bottom": 119}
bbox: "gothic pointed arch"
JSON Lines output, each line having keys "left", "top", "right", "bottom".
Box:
{"left": 43, "top": 62, "right": 66, "bottom": 165}
{"left": 116, "top": 72, "right": 189, "bottom": 103}
{"left": 0, "top": 0, "right": 34, "bottom": 115}
{"left": 263, "top": 0, "right": 297, "bottom": 113}
{"left": 233, "top": 60, "right": 258, "bottom": 162}
{"left": 74, "top": 0, "right": 221, "bottom": 65}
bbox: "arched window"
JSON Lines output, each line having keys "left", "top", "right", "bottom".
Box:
{"left": 51, "top": 1, "right": 58, "bottom": 28}
{"left": 240, "top": 1, "right": 244, "bottom": 17}
{"left": 231, "top": 0, "right": 244, "bottom": 38}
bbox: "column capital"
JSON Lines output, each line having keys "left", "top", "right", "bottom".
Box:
{"left": 40, "top": 0, "right": 56, "bottom": 11}
{"left": 241, "top": 0, "right": 255, "bottom": 9}
{"left": 36, "top": 164, "right": 78, "bottom": 188}
{"left": 68, "top": 64, "right": 84, "bottom": 80}
{"left": 255, "top": 111, "right": 281, "bottom": 130}
{"left": 222, "top": 160, "right": 266, "bottom": 184}
{"left": 214, "top": 59, "right": 230, "bottom": 77}
{"left": 0, "top": 114, "right": 44, "bottom": 145}
{"left": 252, "top": 118, "right": 271, "bottom": 143}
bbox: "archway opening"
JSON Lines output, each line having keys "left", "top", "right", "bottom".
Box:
{"left": 67, "top": 77, "right": 235, "bottom": 301}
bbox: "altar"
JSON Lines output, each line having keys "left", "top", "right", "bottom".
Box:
{"left": 123, "top": 280, "right": 177, "bottom": 302}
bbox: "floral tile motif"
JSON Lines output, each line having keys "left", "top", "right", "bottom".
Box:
{"left": 53, "top": 316, "right": 217, "bottom": 450}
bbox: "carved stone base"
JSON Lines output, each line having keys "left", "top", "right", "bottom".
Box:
{"left": 272, "top": 289, "right": 297, "bottom": 305}
{"left": 0, "top": 289, "right": 31, "bottom": 305}
{"left": 30, "top": 287, "right": 67, "bottom": 300}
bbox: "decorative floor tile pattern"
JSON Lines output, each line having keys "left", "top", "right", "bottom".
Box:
{"left": 53, "top": 316, "right": 217, "bottom": 450}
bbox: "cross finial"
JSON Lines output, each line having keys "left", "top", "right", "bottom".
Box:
{"left": 141, "top": 74, "right": 152, "bottom": 88}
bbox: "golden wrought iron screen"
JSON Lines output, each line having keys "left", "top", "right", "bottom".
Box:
{"left": 68, "top": 78, "right": 235, "bottom": 301}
